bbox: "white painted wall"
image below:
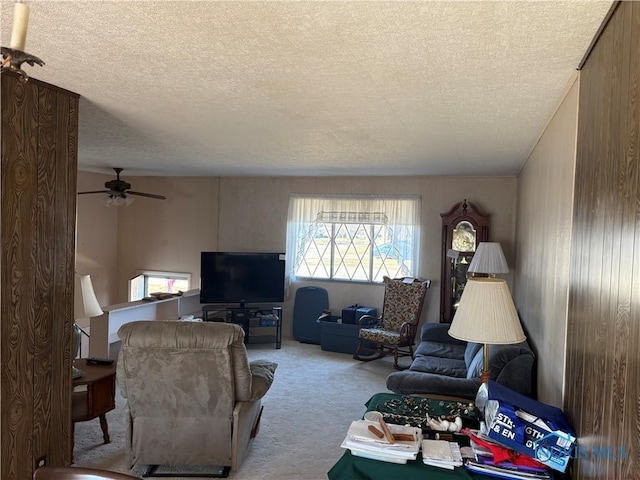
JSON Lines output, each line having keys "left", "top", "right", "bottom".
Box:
{"left": 76, "top": 174, "right": 517, "bottom": 339}
{"left": 116, "top": 177, "right": 220, "bottom": 301}
{"left": 76, "top": 171, "right": 119, "bottom": 307}
{"left": 216, "top": 176, "right": 517, "bottom": 337}
{"left": 514, "top": 75, "right": 579, "bottom": 407}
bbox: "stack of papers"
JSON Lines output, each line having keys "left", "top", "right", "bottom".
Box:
{"left": 421, "top": 440, "right": 463, "bottom": 470}
{"left": 467, "top": 428, "right": 503, "bottom": 458}
{"left": 464, "top": 429, "right": 554, "bottom": 479}
{"left": 465, "top": 460, "right": 553, "bottom": 479}
{"left": 341, "top": 420, "right": 422, "bottom": 464}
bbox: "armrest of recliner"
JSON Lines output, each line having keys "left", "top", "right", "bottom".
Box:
{"left": 420, "top": 322, "right": 466, "bottom": 345}
{"left": 115, "top": 350, "right": 128, "bottom": 399}
{"left": 247, "top": 360, "right": 278, "bottom": 402}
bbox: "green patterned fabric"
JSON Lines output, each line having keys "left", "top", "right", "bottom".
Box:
{"left": 381, "top": 277, "right": 428, "bottom": 330}
{"left": 358, "top": 277, "right": 428, "bottom": 344}
{"left": 358, "top": 327, "right": 402, "bottom": 345}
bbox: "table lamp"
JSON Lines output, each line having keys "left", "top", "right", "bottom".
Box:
{"left": 73, "top": 274, "right": 103, "bottom": 378}
{"left": 467, "top": 242, "right": 509, "bottom": 277}
{"left": 448, "top": 277, "right": 524, "bottom": 409}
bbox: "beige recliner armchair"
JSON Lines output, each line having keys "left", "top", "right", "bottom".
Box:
{"left": 116, "top": 321, "right": 277, "bottom": 475}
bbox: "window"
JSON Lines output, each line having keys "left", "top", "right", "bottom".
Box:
{"left": 286, "top": 195, "right": 421, "bottom": 283}
{"left": 129, "top": 270, "right": 191, "bottom": 301}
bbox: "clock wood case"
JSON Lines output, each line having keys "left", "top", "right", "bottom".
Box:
{"left": 439, "top": 200, "right": 490, "bottom": 323}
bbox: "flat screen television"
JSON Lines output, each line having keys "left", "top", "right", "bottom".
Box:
{"left": 200, "top": 252, "right": 286, "bottom": 305}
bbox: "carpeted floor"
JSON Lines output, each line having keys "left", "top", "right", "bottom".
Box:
{"left": 73, "top": 339, "right": 399, "bottom": 479}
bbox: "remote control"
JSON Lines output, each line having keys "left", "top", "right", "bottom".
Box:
{"left": 86, "top": 357, "right": 114, "bottom": 366}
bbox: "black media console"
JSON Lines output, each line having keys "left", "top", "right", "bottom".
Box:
{"left": 201, "top": 304, "right": 282, "bottom": 349}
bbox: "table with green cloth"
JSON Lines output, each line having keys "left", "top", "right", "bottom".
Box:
{"left": 363, "top": 393, "right": 478, "bottom": 430}
{"left": 327, "top": 393, "right": 489, "bottom": 480}
{"left": 328, "top": 450, "right": 491, "bottom": 480}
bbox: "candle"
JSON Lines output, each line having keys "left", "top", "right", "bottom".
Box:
{"left": 10, "top": 2, "right": 30, "bottom": 52}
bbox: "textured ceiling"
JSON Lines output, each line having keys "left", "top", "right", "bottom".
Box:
{"left": 1, "top": 1, "right": 612, "bottom": 177}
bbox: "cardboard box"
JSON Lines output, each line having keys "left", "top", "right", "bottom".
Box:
{"left": 485, "top": 381, "right": 576, "bottom": 472}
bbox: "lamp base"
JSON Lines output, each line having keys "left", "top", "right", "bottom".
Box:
{"left": 72, "top": 366, "right": 85, "bottom": 379}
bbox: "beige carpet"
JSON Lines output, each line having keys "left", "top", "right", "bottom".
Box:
{"left": 73, "top": 339, "right": 399, "bottom": 479}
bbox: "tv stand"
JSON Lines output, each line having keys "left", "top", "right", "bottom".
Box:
{"left": 202, "top": 304, "right": 282, "bottom": 349}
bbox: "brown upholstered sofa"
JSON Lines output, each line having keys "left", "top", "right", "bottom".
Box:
{"left": 116, "top": 321, "right": 277, "bottom": 473}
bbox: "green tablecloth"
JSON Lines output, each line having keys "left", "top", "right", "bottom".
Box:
{"left": 327, "top": 450, "right": 489, "bottom": 480}
{"left": 327, "top": 393, "right": 487, "bottom": 480}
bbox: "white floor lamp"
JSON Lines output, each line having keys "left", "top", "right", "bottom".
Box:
{"left": 447, "top": 277, "right": 525, "bottom": 411}
{"left": 73, "top": 274, "right": 103, "bottom": 377}
{"left": 467, "top": 242, "right": 509, "bottom": 277}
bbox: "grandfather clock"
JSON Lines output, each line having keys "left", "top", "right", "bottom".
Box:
{"left": 439, "top": 200, "right": 490, "bottom": 323}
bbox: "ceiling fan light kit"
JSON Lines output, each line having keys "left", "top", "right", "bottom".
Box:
{"left": 78, "top": 168, "right": 167, "bottom": 206}
{"left": 102, "top": 195, "right": 134, "bottom": 208}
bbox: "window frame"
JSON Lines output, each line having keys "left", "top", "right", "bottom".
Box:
{"left": 132, "top": 270, "right": 191, "bottom": 299}
{"left": 286, "top": 194, "right": 421, "bottom": 284}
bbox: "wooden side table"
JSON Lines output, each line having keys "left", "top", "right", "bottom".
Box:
{"left": 71, "top": 359, "right": 116, "bottom": 461}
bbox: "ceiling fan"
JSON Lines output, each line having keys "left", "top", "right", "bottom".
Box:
{"left": 78, "top": 168, "right": 166, "bottom": 201}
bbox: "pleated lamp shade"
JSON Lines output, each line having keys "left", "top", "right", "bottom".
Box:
{"left": 449, "top": 278, "right": 524, "bottom": 344}
{"left": 467, "top": 242, "right": 509, "bottom": 275}
{"left": 74, "top": 274, "right": 103, "bottom": 319}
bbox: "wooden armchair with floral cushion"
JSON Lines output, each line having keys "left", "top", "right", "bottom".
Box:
{"left": 353, "top": 276, "right": 431, "bottom": 370}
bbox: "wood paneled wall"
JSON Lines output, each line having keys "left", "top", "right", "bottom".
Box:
{"left": 566, "top": 2, "right": 640, "bottom": 478}
{"left": 1, "top": 71, "right": 78, "bottom": 477}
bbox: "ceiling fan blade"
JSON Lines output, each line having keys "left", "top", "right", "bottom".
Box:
{"left": 78, "top": 190, "right": 110, "bottom": 195}
{"left": 127, "top": 191, "right": 167, "bottom": 200}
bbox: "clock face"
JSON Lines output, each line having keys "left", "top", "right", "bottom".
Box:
{"left": 452, "top": 221, "right": 476, "bottom": 252}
